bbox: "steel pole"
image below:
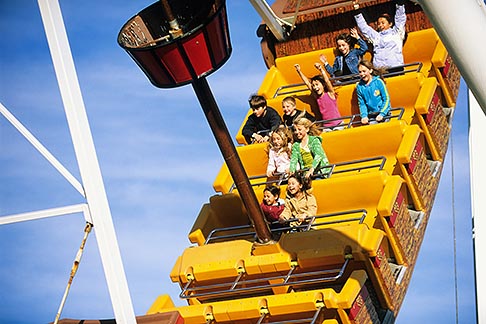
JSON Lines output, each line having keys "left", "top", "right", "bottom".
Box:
{"left": 191, "top": 77, "right": 273, "bottom": 243}
{"left": 37, "top": 0, "right": 136, "bottom": 322}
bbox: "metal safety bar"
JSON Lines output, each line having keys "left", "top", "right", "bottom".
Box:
{"left": 273, "top": 62, "right": 423, "bottom": 98}
{"left": 314, "top": 107, "right": 405, "bottom": 131}
{"left": 256, "top": 306, "right": 324, "bottom": 324}
{"left": 179, "top": 258, "right": 350, "bottom": 299}
{"left": 205, "top": 209, "right": 368, "bottom": 244}
{"left": 228, "top": 156, "right": 387, "bottom": 192}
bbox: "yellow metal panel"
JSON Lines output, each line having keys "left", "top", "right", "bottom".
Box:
{"left": 169, "top": 256, "right": 183, "bottom": 283}
{"left": 146, "top": 294, "right": 176, "bottom": 314}
{"left": 266, "top": 291, "right": 324, "bottom": 315}
{"left": 176, "top": 240, "right": 253, "bottom": 282}
{"left": 279, "top": 226, "right": 383, "bottom": 267}
{"left": 188, "top": 203, "right": 213, "bottom": 245}
{"left": 336, "top": 270, "right": 368, "bottom": 309}
{"left": 149, "top": 272, "right": 369, "bottom": 322}
{"left": 322, "top": 120, "right": 406, "bottom": 166}
{"left": 258, "top": 65, "right": 288, "bottom": 99}
{"left": 188, "top": 228, "right": 205, "bottom": 246}
{"left": 396, "top": 125, "right": 422, "bottom": 164}
{"left": 377, "top": 176, "right": 404, "bottom": 216}
{"left": 431, "top": 38, "right": 448, "bottom": 68}
{"left": 403, "top": 28, "right": 439, "bottom": 75}
{"left": 213, "top": 298, "right": 263, "bottom": 322}
{"left": 414, "top": 77, "right": 438, "bottom": 115}
{"left": 213, "top": 142, "right": 268, "bottom": 193}
{"left": 312, "top": 171, "right": 388, "bottom": 215}
{"left": 235, "top": 109, "right": 253, "bottom": 145}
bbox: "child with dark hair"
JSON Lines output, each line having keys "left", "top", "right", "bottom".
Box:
{"left": 279, "top": 174, "right": 317, "bottom": 228}
{"left": 261, "top": 186, "right": 285, "bottom": 226}
{"left": 242, "top": 94, "right": 282, "bottom": 144}
{"left": 321, "top": 27, "right": 368, "bottom": 77}
{"left": 353, "top": 0, "right": 407, "bottom": 70}
{"left": 295, "top": 56, "right": 343, "bottom": 130}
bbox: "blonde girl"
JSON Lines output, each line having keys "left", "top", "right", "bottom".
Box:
{"left": 289, "top": 118, "right": 329, "bottom": 179}
{"left": 266, "top": 126, "right": 293, "bottom": 178}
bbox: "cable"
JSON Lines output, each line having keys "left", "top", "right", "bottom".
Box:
{"left": 450, "top": 130, "right": 459, "bottom": 324}
{"left": 53, "top": 222, "right": 93, "bottom": 324}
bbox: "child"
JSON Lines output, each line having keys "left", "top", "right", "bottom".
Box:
{"left": 356, "top": 60, "right": 391, "bottom": 125}
{"left": 261, "top": 186, "right": 285, "bottom": 226}
{"left": 295, "top": 57, "right": 344, "bottom": 130}
{"left": 353, "top": 0, "right": 406, "bottom": 71}
{"left": 281, "top": 96, "right": 315, "bottom": 128}
{"left": 289, "top": 117, "right": 330, "bottom": 179}
{"left": 279, "top": 174, "right": 317, "bottom": 228}
{"left": 321, "top": 28, "right": 368, "bottom": 77}
{"left": 266, "top": 126, "right": 292, "bottom": 179}
{"left": 242, "top": 94, "right": 282, "bottom": 144}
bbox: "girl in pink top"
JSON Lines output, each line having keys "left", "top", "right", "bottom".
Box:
{"left": 295, "top": 54, "right": 344, "bottom": 131}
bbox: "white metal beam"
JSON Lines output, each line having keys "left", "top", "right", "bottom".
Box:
{"left": 0, "top": 204, "right": 90, "bottom": 225}
{"left": 0, "top": 102, "right": 85, "bottom": 197}
{"left": 418, "top": 0, "right": 486, "bottom": 115}
{"left": 470, "top": 91, "right": 486, "bottom": 323}
{"left": 37, "top": 0, "right": 136, "bottom": 322}
{"left": 249, "top": 0, "right": 290, "bottom": 41}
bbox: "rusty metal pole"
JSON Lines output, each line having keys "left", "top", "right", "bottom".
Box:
{"left": 191, "top": 77, "right": 273, "bottom": 243}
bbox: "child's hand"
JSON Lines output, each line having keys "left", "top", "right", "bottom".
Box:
{"left": 319, "top": 54, "right": 328, "bottom": 65}
{"left": 376, "top": 114, "right": 384, "bottom": 122}
{"left": 314, "top": 62, "right": 323, "bottom": 70}
{"left": 297, "top": 214, "right": 307, "bottom": 222}
{"left": 305, "top": 168, "right": 314, "bottom": 179}
{"left": 361, "top": 117, "right": 369, "bottom": 124}
{"left": 294, "top": 63, "right": 301, "bottom": 71}
{"left": 350, "top": 27, "right": 359, "bottom": 39}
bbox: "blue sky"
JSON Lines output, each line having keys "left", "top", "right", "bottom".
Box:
{"left": 0, "top": 1, "right": 477, "bottom": 323}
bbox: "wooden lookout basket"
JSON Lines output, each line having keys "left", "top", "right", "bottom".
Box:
{"left": 118, "top": 0, "right": 231, "bottom": 88}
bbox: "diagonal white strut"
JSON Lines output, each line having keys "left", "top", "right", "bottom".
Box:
{"left": 37, "top": 0, "right": 136, "bottom": 322}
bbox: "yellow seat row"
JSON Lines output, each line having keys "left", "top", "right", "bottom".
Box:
{"left": 149, "top": 269, "right": 378, "bottom": 323}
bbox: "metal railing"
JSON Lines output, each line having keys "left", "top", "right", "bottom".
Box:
{"left": 272, "top": 62, "right": 423, "bottom": 98}
{"left": 256, "top": 306, "right": 324, "bottom": 324}
{"left": 205, "top": 209, "right": 368, "bottom": 244}
{"left": 314, "top": 107, "right": 405, "bottom": 131}
{"left": 228, "top": 156, "right": 387, "bottom": 192}
{"left": 179, "top": 258, "right": 350, "bottom": 299}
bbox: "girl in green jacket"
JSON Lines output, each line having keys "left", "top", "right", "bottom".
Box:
{"left": 289, "top": 117, "right": 330, "bottom": 179}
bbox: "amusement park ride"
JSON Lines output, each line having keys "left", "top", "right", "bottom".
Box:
{"left": 1, "top": 0, "right": 485, "bottom": 323}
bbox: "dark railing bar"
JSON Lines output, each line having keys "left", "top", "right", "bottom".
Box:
{"left": 273, "top": 62, "right": 423, "bottom": 98}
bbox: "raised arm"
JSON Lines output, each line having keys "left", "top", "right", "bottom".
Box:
{"left": 353, "top": 1, "right": 380, "bottom": 44}
{"left": 317, "top": 55, "right": 335, "bottom": 97}
{"left": 294, "top": 63, "right": 313, "bottom": 92}
{"left": 394, "top": 4, "right": 407, "bottom": 37}
{"left": 350, "top": 27, "right": 368, "bottom": 56}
